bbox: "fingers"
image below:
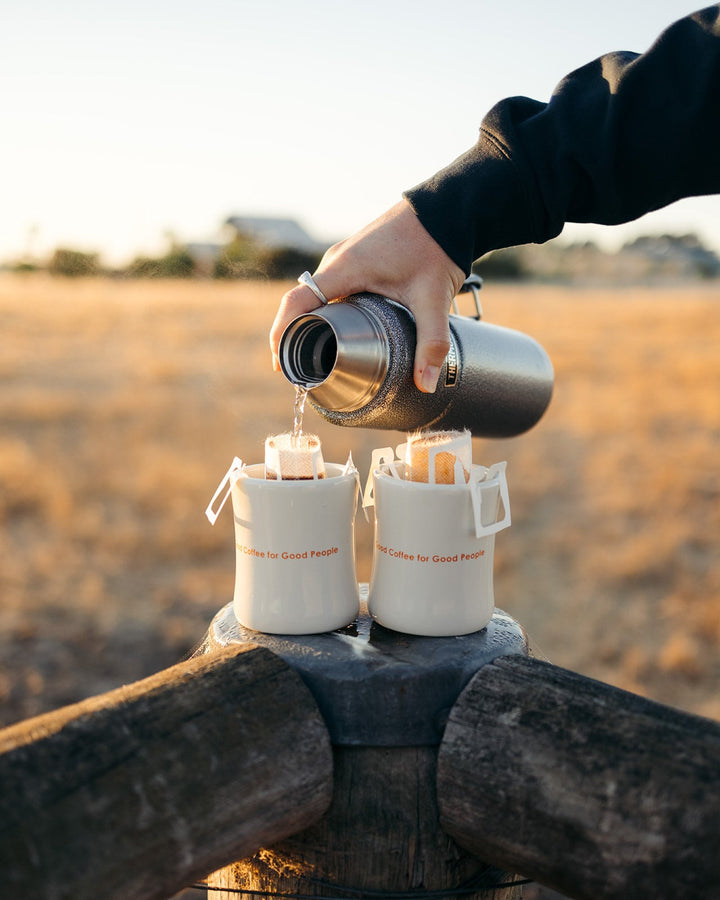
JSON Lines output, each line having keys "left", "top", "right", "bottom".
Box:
{"left": 411, "top": 298, "right": 452, "bottom": 393}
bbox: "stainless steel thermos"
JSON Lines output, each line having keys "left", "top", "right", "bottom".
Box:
{"left": 278, "top": 286, "right": 554, "bottom": 438}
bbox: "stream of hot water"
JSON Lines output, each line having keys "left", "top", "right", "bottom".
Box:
{"left": 292, "top": 386, "right": 309, "bottom": 448}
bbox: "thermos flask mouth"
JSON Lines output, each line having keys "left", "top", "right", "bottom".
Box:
{"left": 279, "top": 302, "right": 390, "bottom": 412}
{"left": 282, "top": 318, "right": 338, "bottom": 385}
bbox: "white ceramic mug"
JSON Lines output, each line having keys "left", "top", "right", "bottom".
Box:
{"left": 229, "top": 462, "right": 359, "bottom": 634}
{"left": 367, "top": 462, "right": 510, "bottom": 636}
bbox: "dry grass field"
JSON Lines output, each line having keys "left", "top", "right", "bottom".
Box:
{"left": 1, "top": 273, "right": 719, "bottom": 728}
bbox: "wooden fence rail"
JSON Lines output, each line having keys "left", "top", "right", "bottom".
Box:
{"left": 0, "top": 644, "right": 333, "bottom": 900}
{"left": 1, "top": 640, "right": 719, "bottom": 899}
{"left": 438, "top": 655, "right": 720, "bottom": 900}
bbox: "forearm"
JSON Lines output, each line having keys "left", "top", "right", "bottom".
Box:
{"left": 405, "top": 5, "right": 720, "bottom": 274}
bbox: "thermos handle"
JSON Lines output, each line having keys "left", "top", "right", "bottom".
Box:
{"left": 451, "top": 274, "right": 483, "bottom": 319}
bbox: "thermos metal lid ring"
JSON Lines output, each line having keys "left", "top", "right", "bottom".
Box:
{"left": 280, "top": 301, "right": 389, "bottom": 413}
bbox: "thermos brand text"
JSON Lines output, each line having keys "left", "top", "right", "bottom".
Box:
{"left": 444, "top": 333, "right": 459, "bottom": 387}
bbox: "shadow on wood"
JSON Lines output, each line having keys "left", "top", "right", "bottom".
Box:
{"left": 209, "top": 745, "right": 524, "bottom": 900}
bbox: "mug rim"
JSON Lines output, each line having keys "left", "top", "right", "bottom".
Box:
{"left": 373, "top": 461, "right": 498, "bottom": 490}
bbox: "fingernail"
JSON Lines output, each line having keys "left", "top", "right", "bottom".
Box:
{"left": 272, "top": 353, "right": 280, "bottom": 372}
{"left": 419, "top": 365, "right": 440, "bottom": 393}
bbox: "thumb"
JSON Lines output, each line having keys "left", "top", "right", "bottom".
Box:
{"left": 412, "top": 302, "right": 451, "bottom": 393}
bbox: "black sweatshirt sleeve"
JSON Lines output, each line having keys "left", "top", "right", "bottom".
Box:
{"left": 404, "top": 5, "right": 720, "bottom": 275}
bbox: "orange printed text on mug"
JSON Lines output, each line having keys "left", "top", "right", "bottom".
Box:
{"left": 236, "top": 542, "right": 339, "bottom": 560}
{"left": 374, "top": 541, "right": 484, "bottom": 563}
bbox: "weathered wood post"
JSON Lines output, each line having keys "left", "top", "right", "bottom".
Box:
{"left": 0, "top": 643, "right": 333, "bottom": 900}
{"left": 200, "top": 597, "right": 529, "bottom": 899}
{"left": 437, "top": 655, "right": 720, "bottom": 900}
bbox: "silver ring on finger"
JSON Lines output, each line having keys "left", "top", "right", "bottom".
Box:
{"left": 298, "top": 271, "right": 328, "bottom": 305}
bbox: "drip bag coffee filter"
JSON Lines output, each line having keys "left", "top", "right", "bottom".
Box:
{"left": 399, "top": 429, "right": 471, "bottom": 484}
{"left": 265, "top": 432, "right": 325, "bottom": 480}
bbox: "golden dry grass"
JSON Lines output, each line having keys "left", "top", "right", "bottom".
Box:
{"left": 1, "top": 274, "right": 719, "bottom": 725}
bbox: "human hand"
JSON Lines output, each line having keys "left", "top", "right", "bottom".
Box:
{"left": 269, "top": 199, "right": 465, "bottom": 393}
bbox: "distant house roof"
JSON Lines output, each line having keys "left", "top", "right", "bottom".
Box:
{"left": 225, "top": 216, "right": 328, "bottom": 254}
{"left": 185, "top": 242, "right": 223, "bottom": 261}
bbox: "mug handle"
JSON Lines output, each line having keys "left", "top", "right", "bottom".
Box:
{"left": 469, "top": 462, "right": 511, "bottom": 538}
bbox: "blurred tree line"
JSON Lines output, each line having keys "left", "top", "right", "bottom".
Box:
{"left": 4, "top": 229, "right": 719, "bottom": 283}
{"left": 212, "top": 236, "right": 321, "bottom": 281}
{"left": 471, "top": 233, "right": 720, "bottom": 283}
{"left": 6, "top": 233, "right": 323, "bottom": 281}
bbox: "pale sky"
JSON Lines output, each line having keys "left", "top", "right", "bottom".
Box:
{"left": 2, "top": 0, "right": 719, "bottom": 265}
